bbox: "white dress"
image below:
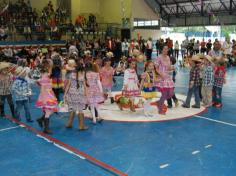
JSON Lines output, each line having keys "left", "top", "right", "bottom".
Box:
{"left": 122, "top": 68, "right": 140, "bottom": 97}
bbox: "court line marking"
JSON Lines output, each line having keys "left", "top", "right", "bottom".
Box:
{"left": 159, "top": 164, "right": 169, "bottom": 169}
{"left": 195, "top": 115, "right": 236, "bottom": 127}
{"left": 0, "top": 126, "right": 20, "bottom": 132}
{"left": 205, "top": 144, "right": 212, "bottom": 149}
{"left": 5, "top": 116, "right": 128, "bottom": 176}
{"left": 192, "top": 150, "right": 200, "bottom": 155}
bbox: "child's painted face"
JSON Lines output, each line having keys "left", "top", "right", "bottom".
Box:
{"left": 147, "top": 63, "right": 154, "bottom": 71}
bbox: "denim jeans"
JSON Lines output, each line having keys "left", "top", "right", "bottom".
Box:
{"left": 15, "top": 99, "right": 31, "bottom": 120}
{"left": 185, "top": 86, "right": 200, "bottom": 107}
{"left": 213, "top": 86, "right": 222, "bottom": 104}
{"left": 0, "top": 94, "right": 15, "bottom": 117}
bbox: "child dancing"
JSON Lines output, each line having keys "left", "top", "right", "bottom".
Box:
{"left": 140, "top": 61, "right": 158, "bottom": 117}
{"left": 36, "top": 60, "right": 58, "bottom": 134}
{"left": 122, "top": 59, "right": 140, "bottom": 112}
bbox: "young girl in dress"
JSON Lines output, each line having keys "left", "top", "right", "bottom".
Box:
{"left": 140, "top": 61, "right": 158, "bottom": 117}
{"left": 100, "top": 58, "right": 114, "bottom": 103}
{"left": 155, "top": 45, "right": 175, "bottom": 115}
{"left": 85, "top": 62, "right": 104, "bottom": 124}
{"left": 64, "top": 62, "right": 88, "bottom": 130}
{"left": 122, "top": 59, "right": 140, "bottom": 112}
{"left": 36, "top": 60, "right": 58, "bottom": 134}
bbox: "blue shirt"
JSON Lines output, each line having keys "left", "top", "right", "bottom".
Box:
{"left": 12, "top": 77, "right": 31, "bottom": 101}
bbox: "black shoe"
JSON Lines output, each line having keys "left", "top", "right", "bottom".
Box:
{"left": 192, "top": 105, "right": 200, "bottom": 109}
{"left": 167, "top": 105, "right": 172, "bottom": 108}
{"left": 27, "top": 119, "right": 34, "bottom": 123}
{"left": 37, "top": 115, "right": 45, "bottom": 128}
{"left": 182, "top": 104, "right": 190, "bottom": 108}
{"left": 43, "top": 118, "right": 53, "bottom": 135}
{"left": 110, "top": 97, "right": 115, "bottom": 104}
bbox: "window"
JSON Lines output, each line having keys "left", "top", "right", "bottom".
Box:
{"left": 152, "top": 20, "right": 159, "bottom": 26}
{"left": 133, "top": 21, "right": 138, "bottom": 26}
{"left": 145, "top": 21, "right": 152, "bottom": 26}
{"left": 138, "top": 21, "right": 145, "bottom": 26}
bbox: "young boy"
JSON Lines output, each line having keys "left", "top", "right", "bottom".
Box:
{"left": 182, "top": 55, "right": 202, "bottom": 108}
{"left": 202, "top": 55, "right": 214, "bottom": 107}
{"left": 0, "top": 62, "right": 15, "bottom": 118}
{"left": 12, "top": 67, "right": 33, "bottom": 122}
{"left": 212, "top": 58, "right": 226, "bottom": 108}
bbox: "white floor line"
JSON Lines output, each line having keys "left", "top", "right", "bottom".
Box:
{"left": 0, "top": 126, "right": 20, "bottom": 132}
{"left": 192, "top": 150, "right": 200, "bottom": 155}
{"left": 195, "top": 115, "right": 236, "bottom": 127}
{"left": 205, "top": 144, "right": 213, "bottom": 149}
{"left": 159, "top": 164, "right": 169, "bottom": 169}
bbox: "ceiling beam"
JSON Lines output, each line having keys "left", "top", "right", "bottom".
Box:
{"left": 219, "top": 0, "right": 229, "bottom": 11}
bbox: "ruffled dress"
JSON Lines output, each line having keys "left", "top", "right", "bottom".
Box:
{"left": 36, "top": 73, "right": 58, "bottom": 112}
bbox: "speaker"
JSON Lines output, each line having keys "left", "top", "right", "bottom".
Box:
{"left": 121, "top": 29, "right": 131, "bottom": 40}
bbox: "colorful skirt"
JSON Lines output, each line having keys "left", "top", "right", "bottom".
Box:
{"left": 36, "top": 90, "right": 58, "bottom": 112}
{"left": 141, "top": 87, "right": 157, "bottom": 99}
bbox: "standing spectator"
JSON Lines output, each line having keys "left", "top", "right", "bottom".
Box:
{"left": 146, "top": 37, "right": 153, "bottom": 60}
{"left": 181, "top": 41, "right": 186, "bottom": 59}
{"left": 174, "top": 41, "right": 179, "bottom": 60}
{"left": 206, "top": 39, "right": 212, "bottom": 54}
{"left": 222, "top": 37, "right": 232, "bottom": 65}
{"left": 122, "top": 39, "right": 129, "bottom": 57}
{"left": 209, "top": 41, "right": 223, "bottom": 58}
{"left": 200, "top": 39, "right": 206, "bottom": 54}
{"left": 194, "top": 40, "right": 200, "bottom": 54}
{"left": 0, "top": 25, "right": 7, "bottom": 41}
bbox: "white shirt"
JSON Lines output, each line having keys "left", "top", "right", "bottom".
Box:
{"left": 147, "top": 40, "right": 153, "bottom": 49}
{"left": 122, "top": 42, "right": 129, "bottom": 51}
{"left": 222, "top": 41, "right": 232, "bottom": 55}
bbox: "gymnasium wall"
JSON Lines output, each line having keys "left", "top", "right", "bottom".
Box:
{"left": 131, "top": 0, "right": 160, "bottom": 39}
{"left": 132, "top": 29, "right": 161, "bottom": 40}
{"left": 71, "top": 0, "right": 132, "bottom": 24}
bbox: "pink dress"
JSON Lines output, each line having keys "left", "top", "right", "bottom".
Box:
{"left": 86, "top": 72, "right": 104, "bottom": 106}
{"left": 122, "top": 68, "right": 140, "bottom": 97}
{"left": 100, "top": 66, "right": 114, "bottom": 89}
{"left": 36, "top": 73, "right": 58, "bottom": 112}
{"left": 155, "top": 55, "right": 174, "bottom": 92}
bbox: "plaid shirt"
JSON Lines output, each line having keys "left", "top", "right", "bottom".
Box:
{"left": 214, "top": 66, "right": 226, "bottom": 88}
{"left": 189, "top": 66, "right": 201, "bottom": 86}
{"left": 0, "top": 74, "right": 13, "bottom": 95}
{"left": 11, "top": 77, "right": 31, "bottom": 101}
{"left": 202, "top": 65, "right": 214, "bottom": 86}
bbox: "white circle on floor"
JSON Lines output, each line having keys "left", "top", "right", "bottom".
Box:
{"left": 84, "top": 91, "right": 206, "bottom": 122}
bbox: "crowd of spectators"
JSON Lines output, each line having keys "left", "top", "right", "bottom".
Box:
{"left": 0, "top": 0, "right": 100, "bottom": 41}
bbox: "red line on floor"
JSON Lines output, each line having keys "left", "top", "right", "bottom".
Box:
{"left": 5, "top": 116, "right": 128, "bottom": 176}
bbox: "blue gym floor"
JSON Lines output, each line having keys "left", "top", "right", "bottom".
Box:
{"left": 1, "top": 67, "right": 236, "bottom": 176}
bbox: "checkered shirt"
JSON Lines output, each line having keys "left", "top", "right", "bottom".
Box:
{"left": 189, "top": 66, "right": 201, "bottom": 86}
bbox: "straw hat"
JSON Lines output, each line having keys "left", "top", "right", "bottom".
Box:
{"left": 14, "top": 66, "right": 27, "bottom": 76}
{"left": 191, "top": 55, "right": 203, "bottom": 63}
{"left": 106, "top": 51, "right": 114, "bottom": 58}
{"left": 0, "top": 62, "right": 16, "bottom": 73}
{"left": 204, "top": 55, "right": 214, "bottom": 64}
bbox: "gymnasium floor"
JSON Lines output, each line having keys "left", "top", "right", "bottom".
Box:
{"left": 1, "top": 67, "right": 236, "bottom": 176}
